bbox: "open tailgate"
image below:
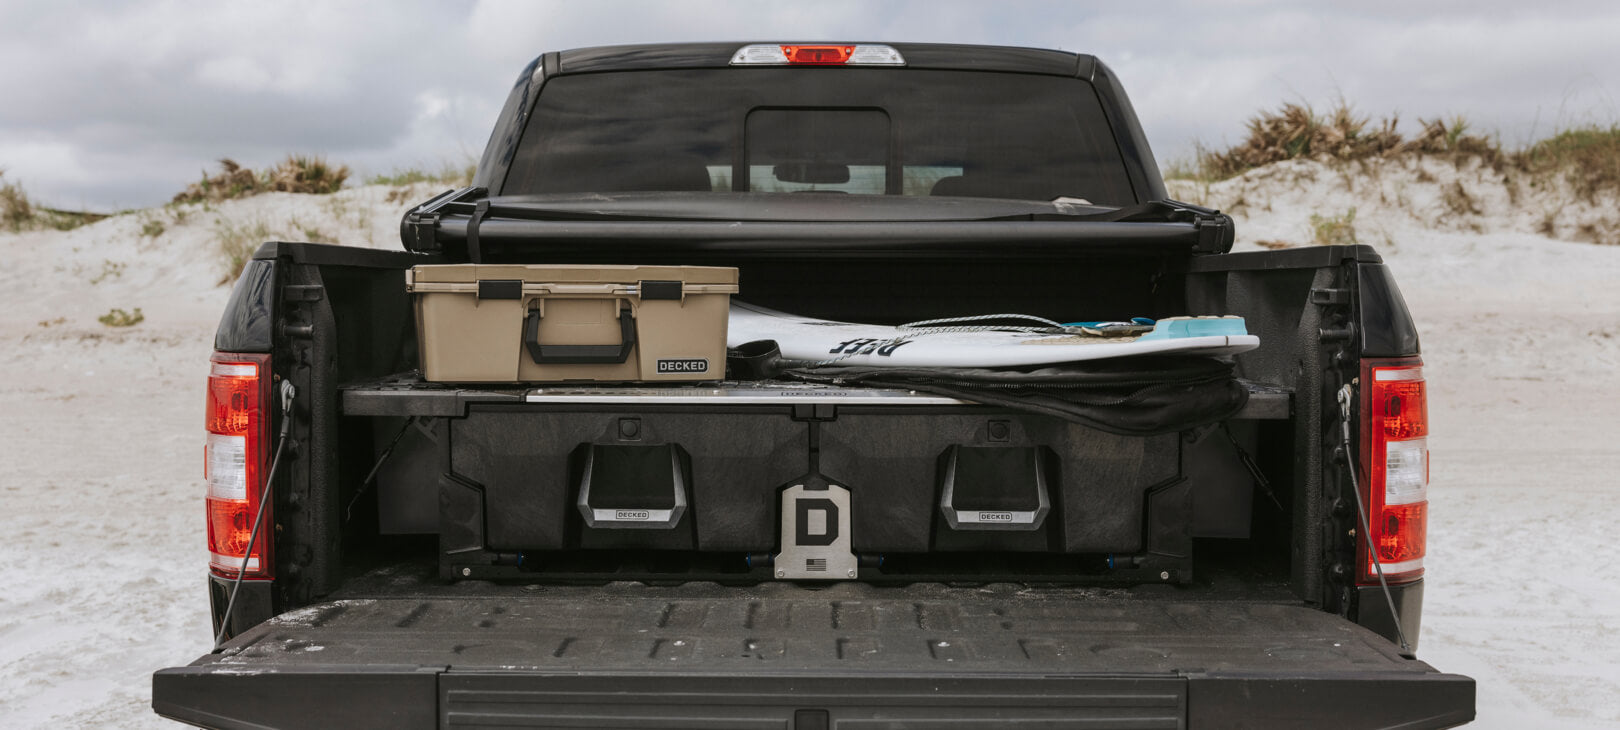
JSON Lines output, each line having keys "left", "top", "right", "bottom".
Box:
{"left": 154, "top": 583, "right": 1473, "bottom": 729}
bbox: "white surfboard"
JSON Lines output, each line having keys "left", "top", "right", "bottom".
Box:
{"left": 727, "top": 302, "right": 1260, "bottom": 368}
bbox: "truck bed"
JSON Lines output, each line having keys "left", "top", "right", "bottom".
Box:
{"left": 155, "top": 581, "right": 1471, "bottom": 729}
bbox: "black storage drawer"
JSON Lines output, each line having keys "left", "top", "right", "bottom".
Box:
{"left": 446, "top": 404, "right": 1184, "bottom": 562}
{"left": 819, "top": 413, "right": 1180, "bottom": 554}
{"left": 448, "top": 408, "right": 808, "bottom": 553}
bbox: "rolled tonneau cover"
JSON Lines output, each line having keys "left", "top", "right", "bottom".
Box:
{"left": 399, "top": 190, "right": 1237, "bottom": 261}
{"left": 155, "top": 583, "right": 1473, "bottom": 729}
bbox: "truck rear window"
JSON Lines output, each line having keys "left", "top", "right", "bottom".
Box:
{"left": 503, "top": 68, "right": 1137, "bottom": 206}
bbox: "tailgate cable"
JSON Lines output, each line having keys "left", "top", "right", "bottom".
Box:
{"left": 1219, "top": 422, "right": 1283, "bottom": 512}
{"left": 345, "top": 416, "right": 419, "bottom": 523}
{"left": 213, "top": 380, "right": 296, "bottom": 652}
{"left": 1337, "top": 383, "right": 1412, "bottom": 655}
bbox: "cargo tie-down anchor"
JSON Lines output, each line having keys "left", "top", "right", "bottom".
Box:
{"left": 775, "top": 477, "right": 857, "bottom": 580}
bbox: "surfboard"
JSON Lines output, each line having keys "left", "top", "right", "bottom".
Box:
{"left": 727, "top": 302, "right": 1260, "bottom": 368}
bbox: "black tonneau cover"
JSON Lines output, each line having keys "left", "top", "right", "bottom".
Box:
{"left": 155, "top": 583, "right": 1473, "bottom": 729}
{"left": 399, "top": 191, "right": 1235, "bottom": 261}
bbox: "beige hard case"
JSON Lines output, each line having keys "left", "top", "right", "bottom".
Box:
{"left": 407, "top": 264, "right": 739, "bottom": 383}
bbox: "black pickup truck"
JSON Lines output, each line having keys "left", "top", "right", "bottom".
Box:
{"left": 154, "top": 43, "right": 1475, "bottom": 728}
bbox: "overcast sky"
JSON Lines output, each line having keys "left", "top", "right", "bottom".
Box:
{"left": 2, "top": 1, "right": 1616, "bottom": 211}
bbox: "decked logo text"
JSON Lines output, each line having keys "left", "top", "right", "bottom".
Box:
{"left": 656, "top": 358, "right": 709, "bottom": 373}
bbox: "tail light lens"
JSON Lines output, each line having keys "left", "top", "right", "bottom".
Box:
{"left": 1358, "top": 358, "right": 1428, "bottom": 583}
{"left": 206, "top": 352, "right": 273, "bottom": 579}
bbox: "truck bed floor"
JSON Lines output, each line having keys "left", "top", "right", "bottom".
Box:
{"left": 219, "top": 581, "right": 1406, "bottom": 674}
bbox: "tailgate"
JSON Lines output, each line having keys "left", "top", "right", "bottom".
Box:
{"left": 154, "top": 583, "right": 1472, "bottom": 729}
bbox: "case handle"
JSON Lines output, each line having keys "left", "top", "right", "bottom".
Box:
{"left": 523, "top": 300, "right": 637, "bottom": 364}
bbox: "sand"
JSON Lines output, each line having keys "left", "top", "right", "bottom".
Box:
{"left": 0, "top": 172, "right": 1616, "bottom": 727}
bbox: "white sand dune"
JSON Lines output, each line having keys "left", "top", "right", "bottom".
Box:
{"left": 0, "top": 171, "right": 1616, "bottom": 727}
{"left": 0, "top": 184, "right": 430, "bottom": 728}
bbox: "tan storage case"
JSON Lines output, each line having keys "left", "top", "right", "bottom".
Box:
{"left": 408, "top": 264, "right": 738, "bottom": 383}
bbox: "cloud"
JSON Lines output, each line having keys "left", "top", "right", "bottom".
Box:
{"left": 0, "top": 1, "right": 1614, "bottom": 210}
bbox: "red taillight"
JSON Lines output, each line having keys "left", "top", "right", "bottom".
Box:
{"left": 1377, "top": 501, "right": 1427, "bottom": 564}
{"left": 206, "top": 352, "right": 273, "bottom": 579}
{"left": 730, "top": 44, "right": 905, "bottom": 67}
{"left": 1359, "top": 358, "right": 1428, "bottom": 583}
{"left": 781, "top": 44, "right": 854, "bottom": 65}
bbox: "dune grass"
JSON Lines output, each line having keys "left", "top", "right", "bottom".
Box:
{"left": 367, "top": 161, "right": 476, "bottom": 188}
{"left": 1195, "top": 102, "right": 1404, "bottom": 179}
{"left": 1, "top": 170, "right": 32, "bottom": 232}
{"left": 1172, "top": 101, "right": 1619, "bottom": 204}
{"left": 212, "top": 217, "right": 275, "bottom": 283}
{"left": 1, "top": 169, "right": 105, "bottom": 232}
{"left": 1177, "top": 101, "right": 1502, "bottom": 182}
{"left": 97, "top": 307, "right": 145, "bottom": 328}
{"left": 1518, "top": 126, "right": 1620, "bottom": 201}
{"left": 173, "top": 156, "right": 351, "bottom": 205}
{"left": 1309, "top": 208, "right": 1359, "bottom": 246}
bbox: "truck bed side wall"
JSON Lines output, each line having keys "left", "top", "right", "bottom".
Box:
{"left": 224, "top": 244, "right": 429, "bottom": 625}
{"left": 1186, "top": 256, "right": 1332, "bottom": 606}
{"left": 1185, "top": 245, "right": 1404, "bottom": 630}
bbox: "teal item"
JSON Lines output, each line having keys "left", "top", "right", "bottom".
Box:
{"left": 1136, "top": 317, "right": 1249, "bottom": 341}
